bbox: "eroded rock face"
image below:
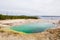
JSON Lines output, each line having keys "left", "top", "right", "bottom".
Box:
{"left": 0, "top": 28, "right": 60, "bottom": 40}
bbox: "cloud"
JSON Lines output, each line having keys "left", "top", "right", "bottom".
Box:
{"left": 0, "top": 0, "right": 60, "bottom": 16}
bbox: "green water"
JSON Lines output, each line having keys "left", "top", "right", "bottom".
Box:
{"left": 10, "top": 22, "right": 55, "bottom": 34}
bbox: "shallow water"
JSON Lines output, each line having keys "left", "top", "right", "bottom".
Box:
{"left": 10, "top": 22, "right": 56, "bottom": 34}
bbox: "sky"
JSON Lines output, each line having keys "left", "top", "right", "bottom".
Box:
{"left": 0, "top": 0, "right": 60, "bottom": 16}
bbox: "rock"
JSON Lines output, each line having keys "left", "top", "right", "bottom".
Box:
{"left": 0, "top": 28, "right": 60, "bottom": 40}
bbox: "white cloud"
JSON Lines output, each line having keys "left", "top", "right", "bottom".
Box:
{"left": 0, "top": 0, "right": 60, "bottom": 16}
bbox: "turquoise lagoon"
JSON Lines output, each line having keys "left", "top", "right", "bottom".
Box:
{"left": 10, "top": 22, "right": 56, "bottom": 34}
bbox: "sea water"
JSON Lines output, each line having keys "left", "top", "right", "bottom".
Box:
{"left": 10, "top": 22, "right": 56, "bottom": 34}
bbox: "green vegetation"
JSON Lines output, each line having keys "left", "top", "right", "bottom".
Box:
{"left": 0, "top": 14, "right": 38, "bottom": 20}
